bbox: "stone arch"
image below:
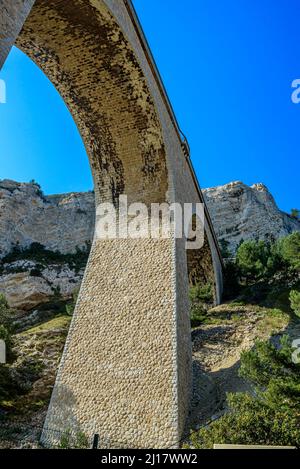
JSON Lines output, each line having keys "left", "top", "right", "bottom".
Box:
{"left": 0, "top": 0, "right": 224, "bottom": 449}
{"left": 16, "top": 0, "right": 169, "bottom": 208}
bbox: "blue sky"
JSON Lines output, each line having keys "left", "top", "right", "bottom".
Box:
{"left": 0, "top": 0, "right": 299, "bottom": 212}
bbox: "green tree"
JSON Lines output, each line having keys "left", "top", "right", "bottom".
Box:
{"left": 239, "top": 336, "right": 299, "bottom": 390}
{"left": 29, "top": 179, "right": 40, "bottom": 188}
{"left": 266, "top": 240, "right": 286, "bottom": 275}
{"left": 236, "top": 240, "right": 270, "bottom": 282}
{"left": 279, "top": 232, "right": 300, "bottom": 271}
{"left": 291, "top": 209, "right": 300, "bottom": 220}
{"left": 222, "top": 261, "right": 240, "bottom": 299}
{"left": 219, "top": 239, "right": 231, "bottom": 259}
{"left": 290, "top": 290, "right": 300, "bottom": 318}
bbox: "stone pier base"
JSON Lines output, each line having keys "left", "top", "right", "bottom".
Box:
{"left": 41, "top": 238, "right": 190, "bottom": 449}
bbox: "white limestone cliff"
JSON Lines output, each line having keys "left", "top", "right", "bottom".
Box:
{"left": 0, "top": 179, "right": 95, "bottom": 258}
{"left": 203, "top": 181, "right": 300, "bottom": 254}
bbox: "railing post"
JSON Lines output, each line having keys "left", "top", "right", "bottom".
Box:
{"left": 92, "top": 434, "right": 99, "bottom": 450}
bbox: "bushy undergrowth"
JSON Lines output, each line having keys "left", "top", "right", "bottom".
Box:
{"left": 187, "top": 232, "right": 300, "bottom": 448}
{"left": 290, "top": 290, "right": 300, "bottom": 318}
{"left": 59, "top": 430, "right": 89, "bottom": 449}
{"left": 189, "top": 283, "right": 213, "bottom": 327}
{"left": 0, "top": 294, "right": 44, "bottom": 407}
{"left": 189, "top": 337, "right": 300, "bottom": 448}
{"left": 221, "top": 233, "right": 300, "bottom": 311}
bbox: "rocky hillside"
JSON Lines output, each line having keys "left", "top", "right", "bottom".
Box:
{"left": 203, "top": 181, "right": 300, "bottom": 254}
{"left": 0, "top": 178, "right": 299, "bottom": 311}
{"left": 0, "top": 179, "right": 93, "bottom": 312}
{"left": 0, "top": 179, "right": 95, "bottom": 258}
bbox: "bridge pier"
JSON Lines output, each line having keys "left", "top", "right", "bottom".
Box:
{"left": 41, "top": 237, "right": 191, "bottom": 448}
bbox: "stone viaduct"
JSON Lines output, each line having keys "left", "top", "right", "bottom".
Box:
{"left": 0, "top": 0, "right": 223, "bottom": 448}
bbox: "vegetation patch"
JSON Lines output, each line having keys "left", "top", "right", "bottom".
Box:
{"left": 1, "top": 242, "right": 91, "bottom": 274}
{"left": 187, "top": 232, "right": 300, "bottom": 449}
{"left": 20, "top": 315, "right": 71, "bottom": 336}
{"left": 187, "top": 336, "right": 300, "bottom": 448}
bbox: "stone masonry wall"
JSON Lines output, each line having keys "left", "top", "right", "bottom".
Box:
{"left": 44, "top": 238, "right": 178, "bottom": 448}
{"left": 0, "top": 0, "right": 35, "bottom": 68}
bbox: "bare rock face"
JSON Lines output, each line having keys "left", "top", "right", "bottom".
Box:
{"left": 0, "top": 179, "right": 95, "bottom": 258}
{"left": 203, "top": 181, "right": 300, "bottom": 254}
{"left": 0, "top": 179, "right": 93, "bottom": 311}
{"left": 0, "top": 272, "right": 52, "bottom": 310}
{"left": 0, "top": 260, "right": 84, "bottom": 310}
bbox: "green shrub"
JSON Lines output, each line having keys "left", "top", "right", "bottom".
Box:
{"left": 0, "top": 294, "right": 13, "bottom": 332}
{"left": 189, "top": 336, "right": 300, "bottom": 448}
{"left": 189, "top": 393, "right": 300, "bottom": 449}
{"left": 239, "top": 336, "right": 299, "bottom": 388}
{"left": 290, "top": 290, "right": 300, "bottom": 318}
{"left": 59, "top": 430, "right": 89, "bottom": 449}
{"left": 279, "top": 233, "right": 300, "bottom": 271}
{"left": 0, "top": 365, "right": 15, "bottom": 402}
{"left": 2, "top": 242, "right": 91, "bottom": 273}
{"left": 189, "top": 283, "right": 213, "bottom": 327}
{"left": 236, "top": 240, "right": 270, "bottom": 282}
{"left": 30, "top": 268, "right": 42, "bottom": 277}
{"left": 190, "top": 305, "right": 208, "bottom": 327}
{"left": 65, "top": 288, "right": 79, "bottom": 317}
{"left": 291, "top": 209, "right": 300, "bottom": 220}
{"left": 189, "top": 283, "right": 213, "bottom": 303}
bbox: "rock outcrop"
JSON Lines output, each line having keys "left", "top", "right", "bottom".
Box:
{"left": 0, "top": 179, "right": 95, "bottom": 258}
{"left": 0, "top": 179, "right": 93, "bottom": 310}
{"left": 203, "top": 181, "right": 300, "bottom": 254}
{"left": 0, "top": 260, "right": 84, "bottom": 310}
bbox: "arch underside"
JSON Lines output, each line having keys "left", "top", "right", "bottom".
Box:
{"left": 16, "top": 0, "right": 168, "bottom": 208}
{"left": 187, "top": 233, "right": 217, "bottom": 299}
{"left": 0, "top": 0, "right": 223, "bottom": 449}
